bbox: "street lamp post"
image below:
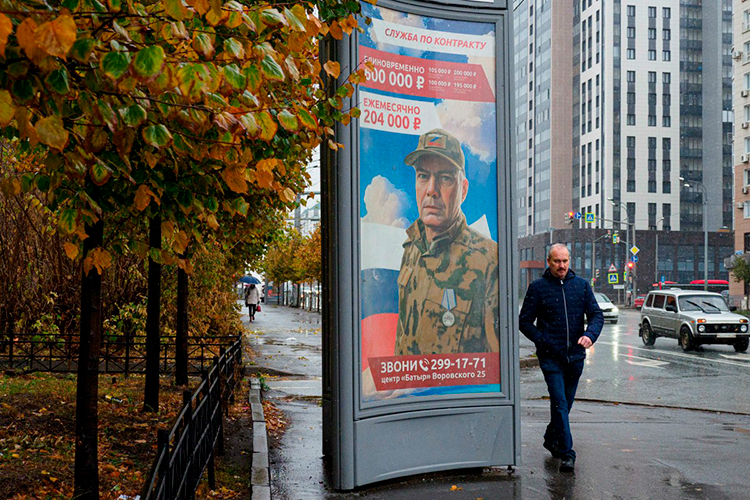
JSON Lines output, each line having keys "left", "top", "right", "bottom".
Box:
{"left": 680, "top": 177, "right": 708, "bottom": 291}
{"left": 608, "top": 198, "right": 635, "bottom": 304}
{"left": 654, "top": 217, "right": 665, "bottom": 284}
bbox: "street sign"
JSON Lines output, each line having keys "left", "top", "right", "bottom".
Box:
{"left": 613, "top": 284, "right": 625, "bottom": 290}
{"left": 661, "top": 275, "right": 666, "bottom": 283}
{"left": 630, "top": 245, "right": 640, "bottom": 255}
{"left": 608, "top": 273, "right": 618, "bottom": 284}
{"left": 612, "top": 232, "right": 619, "bottom": 244}
{"left": 574, "top": 211, "right": 582, "bottom": 219}
{"left": 608, "top": 263, "right": 617, "bottom": 273}
{"left": 631, "top": 255, "right": 639, "bottom": 263}
{"left": 585, "top": 213, "right": 595, "bottom": 223}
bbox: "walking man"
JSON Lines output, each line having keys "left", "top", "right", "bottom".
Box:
{"left": 519, "top": 243, "right": 603, "bottom": 472}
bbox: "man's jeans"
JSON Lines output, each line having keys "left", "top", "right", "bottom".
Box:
{"left": 538, "top": 355, "right": 585, "bottom": 460}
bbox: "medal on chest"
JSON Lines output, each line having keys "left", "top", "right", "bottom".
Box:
{"left": 441, "top": 289, "right": 457, "bottom": 327}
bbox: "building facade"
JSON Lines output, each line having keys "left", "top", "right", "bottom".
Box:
{"left": 515, "top": 0, "right": 734, "bottom": 292}
{"left": 731, "top": 0, "right": 750, "bottom": 303}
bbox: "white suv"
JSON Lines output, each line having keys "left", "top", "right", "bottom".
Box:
{"left": 639, "top": 290, "right": 749, "bottom": 352}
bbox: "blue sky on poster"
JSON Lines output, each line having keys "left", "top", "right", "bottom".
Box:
{"left": 359, "top": 3, "right": 499, "bottom": 239}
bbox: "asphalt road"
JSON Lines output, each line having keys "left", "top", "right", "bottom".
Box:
{"left": 247, "top": 304, "right": 750, "bottom": 499}
{"left": 521, "top": 309, "right": 750, "bottom": 415}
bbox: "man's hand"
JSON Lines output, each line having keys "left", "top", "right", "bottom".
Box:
{"left": 578, "top": 335, "right": 593, "bottom": 349}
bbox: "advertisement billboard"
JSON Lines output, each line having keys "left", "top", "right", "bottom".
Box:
{"left": 358, "top": 3, "right": 500, "bottom": 403}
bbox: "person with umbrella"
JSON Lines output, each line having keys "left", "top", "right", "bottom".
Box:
{"left": 245, "top": 282, "right": 260, "bottom": 321}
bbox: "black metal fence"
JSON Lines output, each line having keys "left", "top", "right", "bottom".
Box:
{"left": 141, "top": 338, "right": 243, "bottom": 499}
{"left": 0, "top": 333, "right": 238, "bottom": 374}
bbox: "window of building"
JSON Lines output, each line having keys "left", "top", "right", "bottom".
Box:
{"left": 648, "top": 71, "right": 656, "bottom": 83}
{"left": 663, "top": 138, "right": 671, "bottom": 150}
{"left": 663, "top": 7, "right": 670, "bottom": 19}
{"left": 648, "top": 137, "right": 657, "bottom": 149}
{"left": 663, "top": 29, "right": 671, "bottom": 41}
{"left": 745, "top": 137, "right": 750, "bottom": 154}
{"left": 649, "top": 6, "right": 656, "bottom": 18}
{"left": 648, "top": 115, "right": 656, "bottom": 126}
{"left": 627, "top": 114, "right": 636, "bottom": 126}
{"left": 628, "top": 27, "right": 635, "bottom": 38}
{"left": 663, "top": 115, "right": 671, "bottom": 127}
{"left": 648, "top": 203, "right": 657, "bottom": 227}
{"left": 663, "top": 94, "right": 671, "bottom": 106}
{"left": 627, "top": 48, "right": 636, "bottom": 59}
{"left": 663, "top": 181, "right": 671, "bottom": 193}
{"left": 648, "top": 50, "right": 656, "bottom": 60}
{"left": 627, "top": 136, "right": 636, "bottom": 148}
{"left": 663, "top": 72, "right": 671, "bottom": 84}
{"left": 649, "top": 28, "right": 656, "bottom": 40}
{"left": 627, "top": 71, "right": 636, "bottom": 82}
{"left": 745, "top": 169, "right": 750, "bottom": 186}
{"left": 663, "top": 50, "right": 671, "bottom": 61}
{"left": 628, "top": 5, "right": 635, "bottom": 17}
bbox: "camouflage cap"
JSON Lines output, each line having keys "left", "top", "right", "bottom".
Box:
{"left": 404, "top": 128, "right": 465, "bottom": 172}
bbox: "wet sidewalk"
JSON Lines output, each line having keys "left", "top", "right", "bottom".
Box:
{"left": 244, "top": 303, "right": 750, "bottom": 500}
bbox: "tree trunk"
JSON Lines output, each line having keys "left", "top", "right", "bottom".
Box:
{"left": 143, "top": 214, "right": 161, "bottom": 412}
{"left": 175, "top": 254, "right": 189, "bottom": 386}
{"left": 74, "top": 211, "right": 103, "bottom": 500}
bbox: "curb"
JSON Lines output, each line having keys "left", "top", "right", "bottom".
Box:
{"left": 249, "top": 377, "right": 271, "bottom": 500}
{"left": 519, "top": 356, "right": 539, "bottom": 369}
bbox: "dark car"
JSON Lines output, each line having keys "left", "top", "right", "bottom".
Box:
{"left": 634, "top": 295, "right": 646, "bottom": 309}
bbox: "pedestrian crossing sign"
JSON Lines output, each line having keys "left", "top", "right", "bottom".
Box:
{"left": 608, "top": 273, "right": 618, "bottom": 284}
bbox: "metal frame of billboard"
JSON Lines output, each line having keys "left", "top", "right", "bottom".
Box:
{"left": 322, "top": 0, "right": 518, "bottom": 490}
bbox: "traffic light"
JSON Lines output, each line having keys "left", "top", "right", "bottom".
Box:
{"left": 627, "top": 261, "right": 635, "bottom": 270}
{"left": 595, "top": 269, "right": 600, "bottom": 278}
{"left": 613, "top": 231, "right": 619, "bottom": 244}
{"left": 566, "top": 211, "right": 575, "bottom": 224}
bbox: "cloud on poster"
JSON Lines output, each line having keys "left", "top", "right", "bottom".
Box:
{"left": 373, "top": 6, "right": 426, "bottom": 57}
{"left": 435, "top": 101, "right": 496, "bottom": 165}
{"left": 362, "top": 175, "right": 411, "bottom": 228}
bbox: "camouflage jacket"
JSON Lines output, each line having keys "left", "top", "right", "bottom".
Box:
{"left": 394, "top": 214, "right": 499, "bottom": 355}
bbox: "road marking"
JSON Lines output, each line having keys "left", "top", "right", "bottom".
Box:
{"left": 719, "top": 353, "right": 750, "bottom": 362}
{"left": 620, "top": 354, "right": 669, "bottom": 368}
{"left": 596, "top": 340, "right": 750, "bottom": 369}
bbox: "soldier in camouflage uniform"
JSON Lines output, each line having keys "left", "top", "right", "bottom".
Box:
{"left": 394, "top": 128, "right": 499, "bottom": 355}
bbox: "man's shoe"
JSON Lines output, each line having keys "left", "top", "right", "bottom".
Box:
{"left": 543, "top": 440, "right": 563, "bottom": 459}
{"left": 559, "top": 457, "right": 575, "bottom": 472}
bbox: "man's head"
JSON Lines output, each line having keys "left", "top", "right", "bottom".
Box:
{"left": 405, "top": 129, "right": 468, "bottom": 239}
{"left": 547, "top": 244, "right": 570, "bottom": 280}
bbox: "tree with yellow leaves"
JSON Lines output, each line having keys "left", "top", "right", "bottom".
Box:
{"left": 0, "top": 0, "right": 369, "bottom": 495}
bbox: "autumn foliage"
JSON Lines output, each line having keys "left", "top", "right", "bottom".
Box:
{"left": 0, "top": 0, "right": 367, "bottom": 494}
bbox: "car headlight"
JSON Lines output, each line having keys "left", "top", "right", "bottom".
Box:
{"left": 742, "top": 325, "right": 748, "bottom": 333}
{"left": 612, "top": 307, "right": 619, "bottom": 314}
{"left": 697, "top": 325, "right": 706, "bottom": 333}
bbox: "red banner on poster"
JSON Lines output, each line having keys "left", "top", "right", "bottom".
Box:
{"left": 360, "top": 46, "right": 494, "bottom": 103}
{"left": 368, "top": 353, "right": 499, "bottom": 391}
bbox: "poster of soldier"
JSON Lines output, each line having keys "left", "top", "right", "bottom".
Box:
{"left": 358, "top": 4, "right": 501, "bottom": 403}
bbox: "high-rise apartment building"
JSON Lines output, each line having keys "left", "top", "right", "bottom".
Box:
{"left": 514, "top": 0, "right": 573, "bottom": 237}
{"left": 515, "top": 0, "right": 733, "bottom": 237}
{"left": 731, "top": 0, "right": 750, "bottom": 302}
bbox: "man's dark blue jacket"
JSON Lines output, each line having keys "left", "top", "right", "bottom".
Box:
{"left": 519, "top": 268, "right": 604, "bottom": 362}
